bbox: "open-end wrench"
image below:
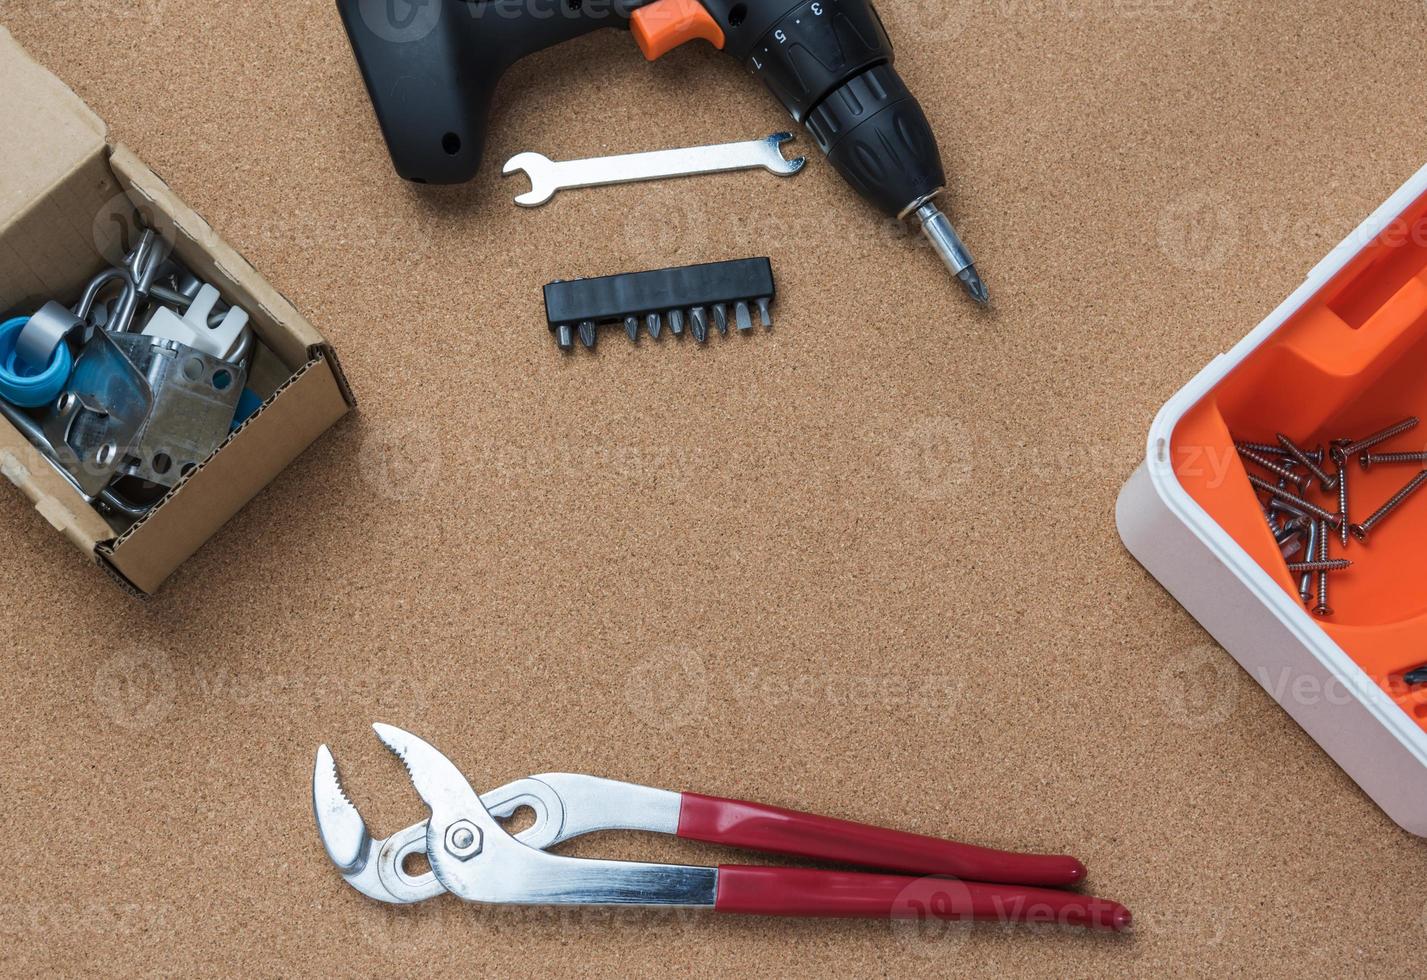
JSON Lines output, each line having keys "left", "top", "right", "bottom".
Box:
{"left": 501, "top": 133, "right": 804, "bottom": 207}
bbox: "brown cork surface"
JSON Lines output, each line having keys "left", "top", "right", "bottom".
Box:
{"left": 0, "top": 0, "right": 1425, "bottom": 975}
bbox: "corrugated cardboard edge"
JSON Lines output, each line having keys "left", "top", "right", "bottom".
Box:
{"left": 98, "top": 351, "right": 352, "bottom": 594}
{"left": 108, "top": 145, "right": 329, "bottom": 371}
{"left": 315, "top": 341, "right": 357, "bottom": 409}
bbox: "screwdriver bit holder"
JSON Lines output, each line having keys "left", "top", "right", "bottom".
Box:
{"left": 544, "top": 258, "right": 776, "bottom": 351}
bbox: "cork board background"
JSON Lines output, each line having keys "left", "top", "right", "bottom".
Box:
{"left": 2, "top": 0, "right": 1426, "bottom": 975}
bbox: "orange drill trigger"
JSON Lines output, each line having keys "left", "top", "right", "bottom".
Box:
{"left": 630, "top": 0, "right": 725, "bottom": 61}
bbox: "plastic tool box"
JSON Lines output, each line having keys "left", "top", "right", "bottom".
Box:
{"left": 1119, "top": 163, "right": 1427, "bottom": 836}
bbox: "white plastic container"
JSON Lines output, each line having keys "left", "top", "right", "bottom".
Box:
{"left": 1118, "top": 164, "right": 1427, "bottom": 836}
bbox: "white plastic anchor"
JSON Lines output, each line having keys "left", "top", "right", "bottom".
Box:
{"left": 142, "top": 284, "right": 249, "bottom": 360}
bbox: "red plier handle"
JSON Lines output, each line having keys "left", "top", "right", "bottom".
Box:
{"left": 678, "top": 794, "right": 1087, "bottom": 886}
{"left": 716, "top": 867, "right": 1131, "bottom": 931}
{"left": 678, "top": 794, "right": 1128, "bottom": 931}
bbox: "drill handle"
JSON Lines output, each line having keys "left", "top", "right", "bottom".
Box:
{"left": 337, "top": 0, "right": 639, "bottom": 184}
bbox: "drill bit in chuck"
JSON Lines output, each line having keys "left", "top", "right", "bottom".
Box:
{"left": 913, "top": 202, "right": 988, "bottom": 305}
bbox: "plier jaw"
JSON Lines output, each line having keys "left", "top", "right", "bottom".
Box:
{"left": 371, "top": 724, "right": 718, "bottom": 907}
{"left": 313, "top": 738, "right": 580, "bottom": 904}
{"left": 314, "top": 725, "right": 1131, "bottom": 932}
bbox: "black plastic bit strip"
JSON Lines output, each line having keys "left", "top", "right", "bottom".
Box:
{"left": 544, "top": 258, "right": 776, "bottom": 351}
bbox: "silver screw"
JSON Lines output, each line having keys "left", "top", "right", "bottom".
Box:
{"left": 1237, "top": 440, "right": 1322, "bottom": 464}
{"left": 1239, "top": 446, "right": 1310, "bottom": 490}
{"left": 1298, "top": 519, "right": 1319, "bottom": 605}
{"left": 1312, "top": 518, "right": 1333, "bottom": 618}
{"left": 1276, "top": 434, "right": 1337, "bottom": 491}
{"left": 1336, "top": 456, "right": 1350, "bottom": 547}
{"left": 1350, "top": 469, "right": 1427, "bottom": 542}
{"left": 1360, "top": 450, "right": 1427, "bottom": 470}
{"left": 1339, "top": 417, "right": 1420, "bottom": 459}
{"left": 1285, "top": 559, "right": 1351, "bottom": 573}
{"left": 1248, "top": 474, "right": 1343, "bottom": 528}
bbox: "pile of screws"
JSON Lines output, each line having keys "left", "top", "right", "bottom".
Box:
{"left": 1237, "top": 416, "right": 1426, "bottom": 620}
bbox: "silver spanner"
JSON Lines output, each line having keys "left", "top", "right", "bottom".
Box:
{"left": 502, "top": 132, "right": 805, "bottom": 207}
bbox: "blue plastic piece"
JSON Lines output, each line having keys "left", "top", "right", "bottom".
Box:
{"left": 0, "top": 316, "right": 73, "bottom": 409}
{"left": 231, "top": 388, "right": 263, "bottom": 431}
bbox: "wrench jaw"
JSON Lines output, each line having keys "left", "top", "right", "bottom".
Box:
{"left": 764, "top": 132, "right": 807, "bottom": 175}
{"left": 501, "top": 152, "right": 557, "bottom": 207}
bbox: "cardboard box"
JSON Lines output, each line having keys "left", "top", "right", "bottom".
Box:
{"left": 0, "top": 28, "right": 354, "bottom": 594}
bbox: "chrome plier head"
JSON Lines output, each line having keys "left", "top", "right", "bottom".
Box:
{"left": 312, "top": 740, "right": 569, "bottom": 904}
{"left": 369, "top": 724, "right": 717, "bottom": 907}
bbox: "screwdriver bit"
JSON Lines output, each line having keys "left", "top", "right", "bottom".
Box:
{"left": 756, "top": 297, "right": 772, "bottom": 328}
{"left": 690, "top": 307, "right": 709, "bottom": 344}
{"left": 914, "top": 202, "right": 988, "bottom": 305}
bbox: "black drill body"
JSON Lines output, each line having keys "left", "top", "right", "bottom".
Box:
{"left": 336, "top": 0, "right": 946, "bottom": 220}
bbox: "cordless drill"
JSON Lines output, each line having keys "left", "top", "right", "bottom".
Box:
{"left": 336, "top": 0, "right": 986, "bottom": 302}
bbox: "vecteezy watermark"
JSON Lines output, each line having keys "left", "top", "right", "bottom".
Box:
{"left": 0, "top": 900, "right": 175, "bottom": 938}
{"left": 1170, "top": 441, "right": 1238, "bottom": 490}
{"left": 1157, "top": 188, "right": 1240, "bottom": 273}
{"left": 358, "top": 417, "right": 444, "bottom": 503}
{"left": 623, "top": 647, "right": 709, "bottom": 731}
{"left": 1156, "top": 643, "right": 1410, "bottom": 731}
{"left": 92, "top": 648, "right": 427, "bottom": 730}
{"left": 736, "top": 667, "right": 963, "bottom": 712}
{"left": 354, "top": 0, "right": 634, "bottom": 44}
{"left": 1154, "top": 183, "right": 1422, "bottom": 275}
{"left": 890, "top": 877, "right": 976, "bottom": 959}
{"left": 471, "top": 439, "right": 707, "bottom": 484}
{"left": 889, "top": 875, "right": 1133, "bottom": 957}
{"left": 890, "top": 416, "right": 976, "bottom": 501}
{"left": 1157, "top": 641, "right": 1239, "bottom": 730}
{"left": 92, "top": 646, "right": 178, "bottom": 731}
{"left": 355, "top": 0, "right": 443, "bottom": 43}
{"left": 92, "top": 192, "right": 180, "bottom": 271}
{"left": 618, "top": 191, "right": 920, "bottom": 259}
{"left": 355, "top": 896, "right": 705, "bottom": 946}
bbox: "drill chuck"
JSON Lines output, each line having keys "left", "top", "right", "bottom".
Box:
{"left": 803, "top": 64, "right": 987, "bottom": 302}
{"left": 804, "top": 65, "right": 943, "bottom": 218}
